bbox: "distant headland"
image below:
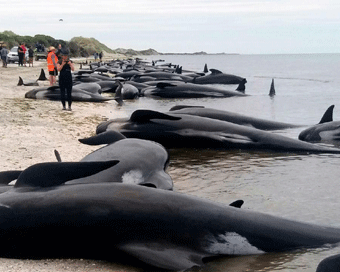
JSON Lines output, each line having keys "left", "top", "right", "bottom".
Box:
{"left": 0, "top": 30, "right": 238, "bottom": 57}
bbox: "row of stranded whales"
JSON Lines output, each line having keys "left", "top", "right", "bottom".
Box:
{"left": 96, "top": 109, "right": 340, "bottom": 153}
{"left": 299, "top": 105, "right": 340, "bottom": 143}
{"left": 21, "top": 60, "right": 278, "bottom": 104}
{"left": 1, "top": 165, "right": 340, "bottom": 271}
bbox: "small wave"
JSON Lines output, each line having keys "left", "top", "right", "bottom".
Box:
{"left": 254, "top": 76, "right": 330, "bottom": 83}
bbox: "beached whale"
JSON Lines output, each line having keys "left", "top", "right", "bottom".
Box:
{"left": 316, "top": 254, "right": 340, "bottom": 272}
{"left": 299, "top": 105, "right": 340, "bottom": 143}
{"left": 142, "top": 82, "right": 246, "bottom": 98}
{"left": 192, "top": 69, "right": 247, "bottom": 85}
{"left": 169, "top": 105, "right": 302, "bottom": 130}
{"left": 17, "top": 76, "right": 39, "bottom": 86}
{"left": 2, "top": 168, "right": 340, "bottom": 271}
{"left": 96, "top": 109, "right": 340, "bottom": 153}
{"left": 72, "top": 131, "right": 173, "bottom": 190}
{"left": 25, "top": 86, "right": 113, "bottom": 103}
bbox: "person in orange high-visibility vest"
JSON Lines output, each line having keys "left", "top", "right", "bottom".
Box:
{"left": 47, "top": 46, "right": 58, "bottom": 86}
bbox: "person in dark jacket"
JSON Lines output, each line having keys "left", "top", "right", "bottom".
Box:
{"left": 57, "top": 49, "right": 75, "bottom": 111}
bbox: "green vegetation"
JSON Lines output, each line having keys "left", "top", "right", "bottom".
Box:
{"left": 0, "top": 30, "right": 160, "bottom": 58}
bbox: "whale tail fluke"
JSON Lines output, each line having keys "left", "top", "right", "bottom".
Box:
{"left": 236, "top": 79, "right": 247, "bottom": 93}
{"left": 269, "top": 78, "right": 275, "bottom": 96}
{"left": 319, "top": 105, "right": 335, "bottom": 124}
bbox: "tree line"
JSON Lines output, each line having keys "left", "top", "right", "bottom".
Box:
{"left": 0, "top": 31, "right": 112, "bottom": 57}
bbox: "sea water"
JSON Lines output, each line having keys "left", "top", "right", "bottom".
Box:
{"left": 106, "top": 54, "right": 340, "bottom": 271}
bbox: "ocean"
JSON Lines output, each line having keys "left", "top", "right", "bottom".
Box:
{"left": 106, "top": 54, "right": 340, "bottom": 271}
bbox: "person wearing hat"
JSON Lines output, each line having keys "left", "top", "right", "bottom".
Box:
{"left": 47, "top": 46, "right": 58, "bottom": 86}
{"left": 57, "top": 49, "right": 74, "bottom": 111}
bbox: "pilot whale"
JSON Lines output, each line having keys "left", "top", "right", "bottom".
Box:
{"left": 142, "top": 82, "right": 247, "bottom": 98}
{"left": 1, "top": 170, "right": 340, "bottom": 271}
{"left": 299, "top": 105, "right": 340, "bottom": 143}
{"left": 96, "top": 109, "right": 340, "bottom": 154}
{"left": 72, "top": 131, "right": 173, "bottom": 190}
{"left": 169, "top": 105, "right": 302, "bottom": 130}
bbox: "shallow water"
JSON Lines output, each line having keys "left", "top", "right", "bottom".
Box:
{"left": 105, "top": 54, "right": 340, "bottom": 271}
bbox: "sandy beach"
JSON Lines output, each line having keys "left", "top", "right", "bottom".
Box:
{"left": 0, "top": 59, "right": 144, "bottom": 271}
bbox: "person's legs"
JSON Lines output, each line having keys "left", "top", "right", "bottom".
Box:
{"left": 66, "top": 84, "right": 73, "bottom": 110}
{"left": 60, "top": 84, "right": 66, "bottom": 109}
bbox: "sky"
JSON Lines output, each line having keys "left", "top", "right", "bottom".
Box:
{"left": 1, "top": 0, "right": 340, "bottom": 54}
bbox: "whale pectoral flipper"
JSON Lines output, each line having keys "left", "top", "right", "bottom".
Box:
{"left": 229, "top": 200, "right": 244, "bottom": 208}
{"left": 119, "top": 243, "right": 207, "bottom": 271}
{"left": 54, "top": 149, "right": 62, "bottom": 162}
{"left": 156, "top": 82, "right": 177, "bottom": 89}
{"left": 169, "top": 105, "right": 205, "bottom": 111}
{"left": 130, "top": 110, "right": 181, "bottom": 123}
{"left": 15, "top": 160, "right": 119, "bottom": 188}
{"left": 79, "top": 130, "right": 126, "bottom": 145}
{"left": 176, "top": 130, "right": 254, "bottom": 144}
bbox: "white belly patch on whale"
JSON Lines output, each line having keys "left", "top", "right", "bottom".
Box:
{"left": 206, "top": 232, "right": 265, "bottom": 255}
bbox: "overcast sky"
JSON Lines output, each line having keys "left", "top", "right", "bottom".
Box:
{"left": 1, "top": 0, "right": 340, "bottom": 54}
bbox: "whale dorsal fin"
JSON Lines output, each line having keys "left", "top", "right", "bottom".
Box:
{"left": 204, "top": 63, "right": 209, "bottom": 73}
{"left": 38, "top": 68, "right": 48, "bottom": 81}
{"left": 269, "top": 78, "right": 275, "bottom": 96}
{"left": 210, "top": 69, "right": 223, "bottom": 75}
{"left": 169, "top": 105, "right": 205, "bottom": 111}
{"left": 79, "top": 130, "right": 126, "bottom": 146}
{"left": 156, "top": 82, "right": 177, "bottom": 89}
{"left": 18, "top": 76, "right": 24, "bottom": 86}
{"left": 15, "top": 161, "right": 119, "bottom": 188}
{"left": 130, "top": 110, "right": 181, "bottom": 123}
{"left": 319, "top": 105, "right": 335, "bottom": 124}
{"left": 229, "top": 200, "right": 244, "bottom": 208}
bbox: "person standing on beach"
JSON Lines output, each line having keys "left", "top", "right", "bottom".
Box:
{"left": 56, "top": 44, "right": 62, "bottom": 59}
{"left": 18, "top": 43, "right": 24, "bottom": 66}
{"left": 57, "top": 49, "right": 74, "bottom": 111}
{"left": 27, "top": 46, "right": 34, "bottom": 67}
{"left": 99, "top": 52, "right": 103, "bottom": 62}
{"left": 0, "top": 45, "right": 9, "bottom": 68}
{"left": 47, "top": 46, "right": 58, "bottom": 86}
{"left": 21, "top": 43, "right": 27, "bottom": 67}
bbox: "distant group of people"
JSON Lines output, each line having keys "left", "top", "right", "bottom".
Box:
{"left": 93, "top": 52, "right": 103, "bottom": 62}
{"left": 17, "top": 42, "right": 34, "bottom": 67}
{"left": 47, "top": 44, "right": 75, "bottom": 111}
